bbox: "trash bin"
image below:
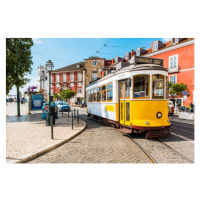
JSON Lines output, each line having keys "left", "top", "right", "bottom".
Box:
{"left": 46, "top": 106, "right": 56, "bottom": 126}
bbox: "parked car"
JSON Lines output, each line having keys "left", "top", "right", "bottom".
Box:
{"left": 168, "top": 100, "right": 174, "bottom": 116}
{"left": 41, "top": 102, "right": 58, "bottom": 119}
{"left": 178, "top": 106, "right": 191, "bottom": 112}
{"left": 54, "top": 101, "right": 70, "bottom": 112}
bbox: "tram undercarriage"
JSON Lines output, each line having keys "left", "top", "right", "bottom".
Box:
{"left": 88, "top": 114, "right": 171, "bottom": 139}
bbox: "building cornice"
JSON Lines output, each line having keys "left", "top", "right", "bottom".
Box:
{"left": 52, "top": 69, "right": 86, "bottom": 73}
{"left": 144, "top": 39, "right": 194, "bottom": 57}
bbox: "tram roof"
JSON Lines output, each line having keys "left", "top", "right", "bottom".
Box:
{"left": 86, "top": 64, "right": 168, "bottom": 88}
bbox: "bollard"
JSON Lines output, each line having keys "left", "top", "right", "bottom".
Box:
{"left": 68, "top": 110, "right": 69, "bottom": 118}
{"left": 62, "top": 111, "right": 63, "bottom": 116}
{"left": 77, "top": 110, "right": 79, "bottom": 124}
{"left": 71, "top": 112, "right": 73, "bottom": 129}
{"left": 74, "top": 109, "right": 76, "bottom": 120}
{"left": 51, "top": 116, "right": 53, "bottom": 139}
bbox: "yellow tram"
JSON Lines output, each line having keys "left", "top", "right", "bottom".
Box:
{"left": 86, "top": 56, "right": 170, "bottom": 138}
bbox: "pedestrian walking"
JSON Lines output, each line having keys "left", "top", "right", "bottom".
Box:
{"left": 6, "top": 98, "right": 8, "bottom": 106}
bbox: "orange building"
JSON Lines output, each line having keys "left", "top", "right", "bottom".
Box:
{"left": 143, "top": 38, "right": 194, "bottom": 108}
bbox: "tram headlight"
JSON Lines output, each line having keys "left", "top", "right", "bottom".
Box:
{"left": 145, "top": 121, "right": 149, "bottom": 125}
{"left": 157, "top": 112, "right": 162, "bottom": 118}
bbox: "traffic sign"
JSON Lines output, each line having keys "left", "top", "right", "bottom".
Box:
{"left": 182, "top": 90, "right": 188, "bottom": 96}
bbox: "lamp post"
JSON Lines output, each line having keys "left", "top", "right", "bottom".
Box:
{"left": 46, "top": 60, "right": 53, "bottom": 126}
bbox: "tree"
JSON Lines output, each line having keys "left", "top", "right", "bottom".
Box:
{"left": 53, "top": 92, "right": 60, "bottom": 100}
{"left": 60, "top": 89, "right": 76, "bottom": 101}
{"left": 167, "top": 81, "right": 190, "bottom": 99}
{"left": 6, "top": 38, "right": 34, "bottom": 115}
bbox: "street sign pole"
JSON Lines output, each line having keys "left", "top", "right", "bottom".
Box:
{"left": 183, "top": 94, "right": 188, "bottom": 112}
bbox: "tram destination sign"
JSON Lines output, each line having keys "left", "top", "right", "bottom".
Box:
{"left": 135, "top": 56, "right": 163, "bottom": 66}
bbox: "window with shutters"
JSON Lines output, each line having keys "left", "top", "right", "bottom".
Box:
{"left": 63, "top": 73, "right": 66, "bottom": 82}
{"left": 56, "top": 74, "right": 59, "bottom": 82}
{"left": 70, "top": 73, "right": 74, "bottom": 81}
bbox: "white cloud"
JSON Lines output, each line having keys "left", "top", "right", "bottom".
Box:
{"left": 32, "top": 38, "right": 43, "bottom": 44}
{"left": 162, "top": 38, "right": 171, "bottom": 43}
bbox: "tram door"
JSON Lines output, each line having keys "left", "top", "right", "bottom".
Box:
{"left": 119, "top": 79, "right": 131, "bottom": 125}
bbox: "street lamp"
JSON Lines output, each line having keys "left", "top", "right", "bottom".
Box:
{"left": 46, "top": 60, "right": 53, "bottom": 126}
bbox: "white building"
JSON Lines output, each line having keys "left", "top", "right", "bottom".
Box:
{"left": 37, "top": 65, "right": 49, "bottom": 100}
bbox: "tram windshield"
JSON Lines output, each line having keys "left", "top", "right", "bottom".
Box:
{"left": 152, "top": 74, "right": 164, "bottom": 98}
{"left": 133, "top": 75, "right": 149, "bottom": 98}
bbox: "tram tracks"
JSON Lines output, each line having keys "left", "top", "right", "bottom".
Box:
{"left": 126, "top": 134, "right": 194, "bottom": 164}
{"left": 82, "top": 115, "right": 194, "bottom": 163}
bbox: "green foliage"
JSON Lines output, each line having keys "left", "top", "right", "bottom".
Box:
{"left": 53, "top": 92, "right": 60, "bottom": 100}
{"left": 6, "top": 38, "right": 34, "bottom": 94}
{"left": 60, "top": 89, "right": 76, "bottom": 101}
{"left": 167, "top": 81, "right": 190, "bottom": 98}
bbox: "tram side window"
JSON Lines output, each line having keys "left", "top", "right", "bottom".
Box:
{"left": 94, "top": 88, "right": 97, "bottom": 101}
{"left": 87, "top": 90, "right": 90, "bottom": 102}
{"left": 97, "top": 87, "right": 101, "bottom": 101}
{"left": 107, "top": 83, "right": 113, "bottom": 101}
{"left": 133, "top": 75, "right": 149, "bottom": 98}
{"left": 102, "top": 85, "right": 106, "bottom": 101}
{"left": 125, "top": 79, "right": 131, "bottom": 98}
{"left": 90, "top": 89, "right": 93, "bottom": 102}
{"left": 152, "top": 74, "right": 164, "bottom": 98}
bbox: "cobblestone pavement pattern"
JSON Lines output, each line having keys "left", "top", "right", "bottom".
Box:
{"left": 159, "top": 118, "right": 194, "bottom": 162}
{"left": 28, "top": 109, "right": 194, "bottom": 164}
{"left": 28, "top": 110, "right": 151, "bottom": 163}
{"left": 6, "top": 102, "right": 85, "bottom": 162}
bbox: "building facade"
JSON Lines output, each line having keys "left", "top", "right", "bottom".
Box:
{"left": 142, "top": 38, "right": 194, "bottom": 108}
{"left": 51, "top": 62, "right": 86, "bottom": 103}
{"left": 84, "top": 57, "right": 106, "bottom": 86}
{"left": 50, "top": 57, "right": 112, "bottom": 103}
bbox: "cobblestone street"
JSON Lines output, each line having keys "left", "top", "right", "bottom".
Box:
{"left": 28, "top": 109, "right": 194, "bottom": 164}
{"left": 28, "top": 110, "right": 151, "bottom": 163}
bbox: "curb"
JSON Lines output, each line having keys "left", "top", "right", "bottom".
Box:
{"left": 7, "top": 119, "right": 87, "bottom": 164}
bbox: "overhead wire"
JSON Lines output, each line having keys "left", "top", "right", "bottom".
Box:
{"left": 32, "top": 52, "right": 71, "bottom": 63}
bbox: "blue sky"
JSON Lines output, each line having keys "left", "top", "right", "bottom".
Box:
{"left": 8, "top": 38, "right": 171, "bottom": 95}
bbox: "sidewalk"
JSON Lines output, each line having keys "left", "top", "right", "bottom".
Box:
{"left": 169, "top": 114, "right": 194, "bottom": 125}
{"left": 6, "top": 102, "right": 86, "bottom": 163}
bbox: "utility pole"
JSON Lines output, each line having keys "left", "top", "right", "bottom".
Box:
{"left": 16, "top": 39, "right": 20, "bottom": 116}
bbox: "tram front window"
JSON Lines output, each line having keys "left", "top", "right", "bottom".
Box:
{"left": 133, "top": 75, "right": 149, "bottom": 98}
{"left": 152, "top": 74, "right": 164, "bottom": 98}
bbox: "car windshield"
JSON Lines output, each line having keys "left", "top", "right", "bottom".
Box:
{"left": 58, "top": 102, "right": 68, "bottom": 105}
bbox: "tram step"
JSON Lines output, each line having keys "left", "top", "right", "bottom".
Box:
{"left": 145, "top": 130, "right": 170, "bottom": 139}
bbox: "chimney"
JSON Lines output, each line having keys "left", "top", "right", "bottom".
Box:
{"left": 131, "top": 49, "right": 136, "bottom": 57}
{"left": 112, "top": 59, "right": 115, "bottom": 64}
